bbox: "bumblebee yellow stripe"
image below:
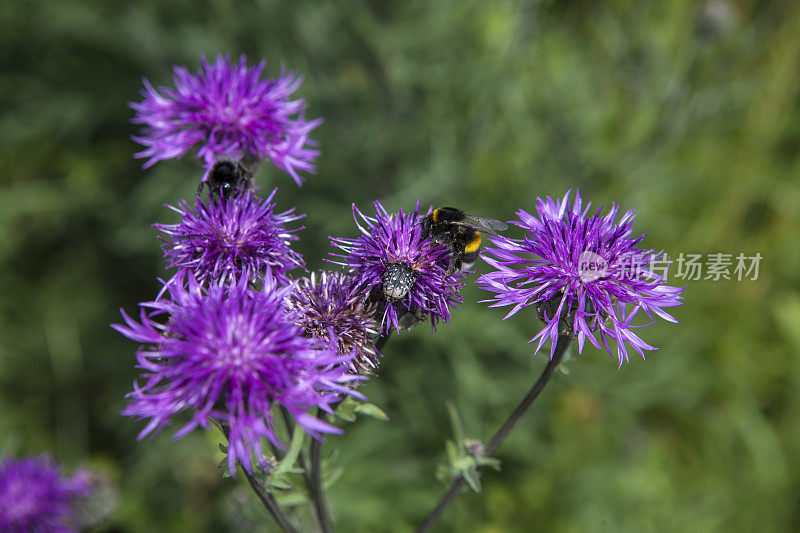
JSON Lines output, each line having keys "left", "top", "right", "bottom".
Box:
{"left": 464, "top": 232, "right": 481, "bottom": 253}
{"left": 431, "top": 208, "right": 440, "bottom": 222}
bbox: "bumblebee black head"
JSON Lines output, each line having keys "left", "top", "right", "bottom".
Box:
{"left": 199, "top": 159, "right": 254, "bottom": 200}
{"left": 421, "top": 210, "right": 436, "bottom": 237}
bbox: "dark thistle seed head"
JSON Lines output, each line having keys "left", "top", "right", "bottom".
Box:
{"left": 479, "top": 190, "right": 684, "bottom": 367}
{"left": 155, "top": 189, "right": 305, "bottom": 286}
{"left": 329, "top": 201, "right": 464, "bottom": 335}
{"left": 287, "top": 271, "right": 381, "bottom": 376}
{"left": 130, "top": 54, "right": 323, "bottom": 185}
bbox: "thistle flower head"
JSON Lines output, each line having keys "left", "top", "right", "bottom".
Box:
{"left": 114, "top": 274, "right": 361, "bottom": 476}
{"left": 0, "top": 455, "right": 91, "bottom": 533}
{"left": 131, "top": 54, "right": 323, "bottom": 185}
{"left": 478, "top": 190, "right": 683, "bottom": 367}
{"left": 287, "top": 271, "right": 380, "bottom": 376}
{"left": 330, "top": 201, "right": 463, "bottom": 334}
{"left": 155, "top": 189, "right": 304, "bottom": 286}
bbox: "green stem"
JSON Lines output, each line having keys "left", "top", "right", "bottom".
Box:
{"left": 281, "top": 409, "right": 326, "bottom": 533}
{"left": 374, "top": 329, "right": 393, "bottom": 351}
{"left": 216, "top": 421, "right": 298, "bottom": 533}
{"left": 417, "top": 335, "right": 572, "bottom": 533}
{"left": 309, "top": 417, "right": 334, "bottom": 533}
{"left": 242, "top": 467, "right": 299, "bottom": 533}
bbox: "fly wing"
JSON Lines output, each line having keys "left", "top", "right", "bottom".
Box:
{"left": 458, "top": 214, "right": 508, "bottom": 234}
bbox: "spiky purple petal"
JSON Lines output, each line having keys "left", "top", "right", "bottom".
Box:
{"left": 114, "top": 274, "right": 360, "bottom": 476}
{"left": 131, "top": 54, "right": 323, "bottom": 185}
{"left": 330, "top": 201, "right": 463, "bottom": 334}
{"left": 478, "top": 190, "right": 683, "bottom": 367}
{"left": 155, "top": 189, "right": 304, "bottom": 286}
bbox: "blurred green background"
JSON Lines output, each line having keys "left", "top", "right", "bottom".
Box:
{"left": 1, "top": 0, "right": 799, "bottom": 531}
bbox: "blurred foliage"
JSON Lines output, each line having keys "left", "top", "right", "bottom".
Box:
{"left": 1, "top": 0, "right": 799, "bottom": 531}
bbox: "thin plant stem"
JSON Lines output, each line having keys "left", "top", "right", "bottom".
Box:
{"left": 417, "top": 335, "right": 572, "bottom": 533}
{"left": 242, "top": 467, "right": 300, "bottom": 533}
{"left": 309, "top": 412, "right": 334, "bottom": 533}
{"left": 375, "top": 329, "right": 393, "bottom": 351}
{"left": 215, "top": 420, "right": 299, "bottom": 533}
{"left": 281, "top": 408, "right": 324, "bottom": 533}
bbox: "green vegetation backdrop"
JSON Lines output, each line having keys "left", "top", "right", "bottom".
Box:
{"left": 1, "top": 0, "right": 799, "bottom": 531}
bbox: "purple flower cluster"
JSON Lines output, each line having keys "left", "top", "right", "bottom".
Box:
{"left": 131, "top": 54, "right": 322, "bottom": 185}
{"left": 115, "top": 274, "right": 361, "bottom": 476}
{"left": 479, "top": 190, "right": 683, "bottom": 367}
{"left": 330, "top": 201, "right": 463, "bottom": 334}
{"left": 287, "top": 271, "right": 381, "bottom": 376}
{"left": 119, "top": 54, "right": 688, "bottom": 515}
{"left": 119, "top": 54, "right": 367, "bottom": 477}
{"left": 0, "top": 455, "right": 91, "bottom": 533}
{"left": 156, "top": 189, "right": 305, "bottom": 286}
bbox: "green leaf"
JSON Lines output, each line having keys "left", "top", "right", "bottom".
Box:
{"left": 463, "top": 467, "right": 482, "bottom": 493}
{"left": 333, "top": 396, "right": 357, "bottom": 422}
{"left": 217, "top": 457, "right": 231, "bottom": 478}
{"left": 268, "top": 475, "right": 293, "bottom": 490}
{"left": 354, "top": 401, "right": 390, "bottom": 421}
{"left": 476, "top": 456, "right": 502, "bottom": 471}
{"left": 453, "top": 456, "right": 475, "bottom": 471}
{"left": 446, "top": 401, "right": 466, "bottom": 445}
{"left": 276, "top": 490, "right": 310, "bottom": 508}
{"left": 274, "top": 425, "right": 305, "bottom": 475}
{"left": 324, "top": 446, "right": 340, "bottom": 468}
{"left": 445, "top": 440, "right": 459, "bottom": 465}
{"left": 334, "top": 396, "right": 389, "bottom": 422}
{"left": 322, "top": 466, "right": 345, "bottom": 489}
{"left": 435, "top": 464, "right": 451, "bottom": 484}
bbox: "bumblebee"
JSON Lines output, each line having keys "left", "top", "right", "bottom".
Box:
{"left": 421, "top": 207, "right": 508, "bottom": 274}
{"left": 198, "top": 159, "right": 254, "bottom": 200}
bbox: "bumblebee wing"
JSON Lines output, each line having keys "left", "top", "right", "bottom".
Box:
{"left": 455, "top": 214, "right": 508, "bottom": 234}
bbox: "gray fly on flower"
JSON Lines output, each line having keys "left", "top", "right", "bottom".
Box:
{"left": 478, "top": 190, "right": 684, "bottom": 367}
{"left": 114, "top": 273, "right": 362, "bottom": 476}
{"left": 155, "top": 189, "right": 305, "bottom": 286}
{"left": 0, "top": 455, "right": 92, "bottom": 533}
{"left": 330, "top": 201, "right": 464, "bottom": 335}
{"left": 130, "top": 54, "right": 323, "bottom": 185}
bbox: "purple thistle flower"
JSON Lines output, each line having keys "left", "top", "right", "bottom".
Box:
{"left": 131, "top": 54, "right": 323, "bottom": 186}
{"left": 155, "top": 189, "right": 305, "bottom": 286}
{"left": 330, "top": 201, "right": 463, "bottom": 335}
{"left": 478, "top": 190, "right": 684, "bottom": 367}
{"left": 114, "top": 274, "right": 361, "bottom": 476}
{"left": 287, "top": 271, "right": 381, "bottom": 376}
{"left": 0, "top": 455, "right": 91, "bottom": 533}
